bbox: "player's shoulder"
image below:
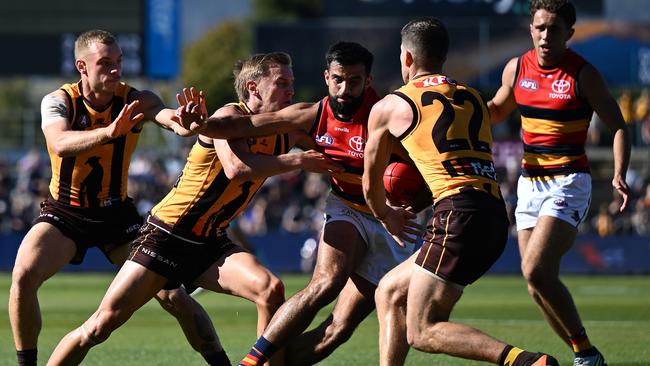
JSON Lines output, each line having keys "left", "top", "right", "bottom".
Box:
{"left": 377, "top": 93, "right": 410, "bottom": 113}
{"left": 44, "top": 89, "right": 68, "bottom": 103}
{"left": 370, "top": 93, "right": 414, "bottom": 128}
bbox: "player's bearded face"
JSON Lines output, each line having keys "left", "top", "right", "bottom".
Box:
{"left": 325, "top": 62, "right": 370, "bottom": 117}
{"left": 328, "top": 90, "right": 365, "bottom": 116}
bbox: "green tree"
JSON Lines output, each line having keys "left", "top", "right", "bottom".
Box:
{"left": 181, "top": 21, "right": 251, "bottom": 113}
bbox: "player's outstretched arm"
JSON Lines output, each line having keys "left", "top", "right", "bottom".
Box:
{"left": 199, "top": 102, "right": 318, "bottom": 140}
{"left": 134, "top": 89, "right": 199, "bottom": 137}
{"left": 487, "top": 57, "right": 518, "bottom": 124}
{"left": 216, "top": 138, "right": 343, "bottom": 182}
{"left": 580, "top": 64, "right": 631, "bottom": 211}
{"left": 42, "top": 90, "right": 144, "bottom": 157}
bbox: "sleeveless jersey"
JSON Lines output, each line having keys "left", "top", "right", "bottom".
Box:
{"left": 310, "top": 88, "right": 380, "bottom": 214}
{"left": 150, "top": 102, "right": 290, "bottom": 242}
{"left": 394, "top": 75, "right": 500, "bottom": 203}
{"left": 513, "top": 48, "right": 593, "bottom": 177}
{"left": 48, "top": 81, "right": 140, "bottom": 207}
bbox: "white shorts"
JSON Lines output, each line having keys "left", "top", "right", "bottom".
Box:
{"left": 323, "top": 194, "right": 417, "bottom": 285}
{"left": 515, "top": 173, "right": 592, "bottom": 231}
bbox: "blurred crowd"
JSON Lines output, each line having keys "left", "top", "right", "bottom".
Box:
{"left": 617, "top": 88, "right": 650, "bottom": 147}
{"left": 1, "top": 88, "right": 650, "bottom": 239}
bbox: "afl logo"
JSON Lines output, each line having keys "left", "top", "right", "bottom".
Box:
{"left": 349, "top": 136, "right": 365, "bottom": 152}
{"left": 551, "top": 79, "right": 571, "bottom": 94}
{"left": 315, "top": 134, "right": 334, "bottom": 146}
{"left": 519, "top": 78, "right": 538, "bottom": 91}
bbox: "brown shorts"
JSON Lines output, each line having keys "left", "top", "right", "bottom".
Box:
{"left": 128, "top": 220, "right": 239, "bottom": 290}
{"left": 415, "top": 190, "right": 509, "bottom": 286}
{"left": 34, "top": 196, "right": 143, "bottom": 264}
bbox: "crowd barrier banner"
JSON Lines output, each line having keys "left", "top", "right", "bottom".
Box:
{"left": 1, "top": 233, "right": 649, "bottom": 274}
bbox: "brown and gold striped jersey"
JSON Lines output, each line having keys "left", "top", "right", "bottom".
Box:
{"left": 394, "top": 75, "right": 500, "bottom": 203}
{"left": 150, "top": 102, "right": 290, "bottom": 241}
{"left": 48, "top": 81, "right": 140, "bottom": 207}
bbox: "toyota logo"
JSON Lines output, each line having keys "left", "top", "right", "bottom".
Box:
{"left": 551, "top": 79, "right": 571, "bottom": 94}
{"left": 349, "top": 136, "right": 365, "bottom": 152}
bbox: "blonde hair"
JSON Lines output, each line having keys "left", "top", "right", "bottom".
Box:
{"left": 233, "top": 52, "right": 292, "bottom": 101}
{"left": 74, "top": 29, "right": 117, "bottom": 59}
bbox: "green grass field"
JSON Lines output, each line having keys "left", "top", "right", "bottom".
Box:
{"left": 1, "top": 273, "right": 649, "bottom": 365}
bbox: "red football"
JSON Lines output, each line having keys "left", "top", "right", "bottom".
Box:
{"left": 383, "top": 161, "right": 426, "bottom": 206}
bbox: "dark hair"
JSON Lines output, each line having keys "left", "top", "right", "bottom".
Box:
{"left": 233, "top": 52, "right": 292, "bottom": 101}
{"left": 530, "top": 0, "right": 576, "bottom": 27}
{"left": 400, "top": 17, "right": 449, "bottom": 68}
{"left": 325, "top": 41, "right": 373, "bottom": 75}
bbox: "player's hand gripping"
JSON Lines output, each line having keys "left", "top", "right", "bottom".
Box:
{"left": 105, "top": 100, "right": 144, "bottom": 139}
{"left": 175, "top": 87, "right": 208, "bottom": 132}
{"left": 299, "top": 149, "right": 345, "bottom": 175}
{"left": 378, "top": 205, "right": 422, "bottom": 247}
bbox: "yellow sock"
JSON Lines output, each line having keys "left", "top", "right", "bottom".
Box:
{"left": 503, "top": 347, "right": 524, "bottom": 366}
{"left": 570, "top": 328, "right": 593, "bottom": 353}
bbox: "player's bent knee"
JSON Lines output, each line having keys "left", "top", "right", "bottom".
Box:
{"left": 10, "top": 266, "right": 44, "bottom": 295}
{"left": 154, "top": 291, "right": 174, "bottom": 310}
{"left": 266, "top": 277, "right": 285, "bottom": 304}
{"left": 80, "top": 318, "right": 114, "bottom": 347}
{"left": 78, "top": 323, "right": 108, "bottom": 347}
{"left": 87, "top": 308, "right": 129, "bottom": 344}
{"left": 405, "top": 327, "right": 421, "bottom": 350}
{"left": 253, "top": 275, "right": 285, "bottom": 308}
{"left": 521, "top": 264, "right": 552, "bottom": 289}
{"left": 156, "top": 288, "right": 190, "bottom": 314}
{"left": 375, "top": 277, "right": 406, "bottom": 308}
